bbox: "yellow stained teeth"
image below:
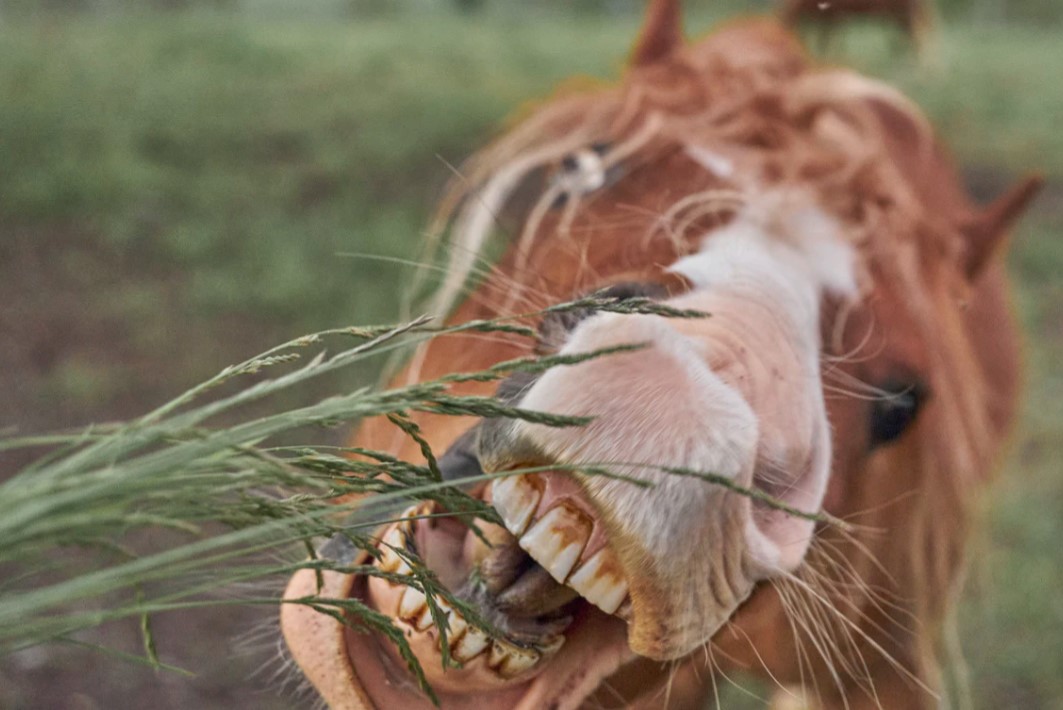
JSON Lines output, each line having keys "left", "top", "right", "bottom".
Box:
{"left": 518, "top": 503, "right": 591, "bottom": 584}
{"left": 565, "top": 548, "right": 629, "bottom": 615}
{"left": 398, "top": 586, "right": 434, "bottom": 631}
{"left": 377, "top": 503, "right": 435, "bottom": 577}
{"left": 491, "top": 475, "right": 542, "bottom": 536}
{"left": 435, "top": 599, "right": 468, "bottom": 650}
{"left": 370, "top": 496, "right": 580, "bottom": 680}
{"left": 487, "top": 639, "right": 540, "bottom": 679}
{"left": 538, "top": 635, "right": 566, "bottom": 657}
{"left": 378, "top": 526, "right": 412, "bottom": 576}
{"left": 398, "top": 504, "right": 420, "bottom": 523}
{"left": 452, "top": 624, "right": 490, "bottom": 662}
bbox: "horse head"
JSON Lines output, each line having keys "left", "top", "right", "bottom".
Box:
{"left": 281, "top": 2, "right": 1040, "bottom": 707}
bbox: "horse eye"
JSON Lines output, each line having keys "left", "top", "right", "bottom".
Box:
{"left": 869, "top": 381, "right": 926, "bottom": 448}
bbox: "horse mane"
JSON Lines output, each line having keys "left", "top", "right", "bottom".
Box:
{"left": 420, "top": 17, "right": 1001, "bottom": 695}
{"left": 426, "top": 20, "right": 954, "bottom": 317}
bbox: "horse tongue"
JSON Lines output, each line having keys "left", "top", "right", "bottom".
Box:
{"left": 471, "top": 526, "right": 579, "bottom": 619}
{"left": 472, "top": 525, "right": 531, "bottom": 595}
{"left": 495, "top": 564, "right": 579, "bottom": 618}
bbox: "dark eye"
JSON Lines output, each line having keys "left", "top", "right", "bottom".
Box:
{"left": 869, "top": 380, "right": 926, "bottom": 448}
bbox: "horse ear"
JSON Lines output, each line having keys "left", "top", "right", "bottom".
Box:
{"left": 631, "top": 0, "right": 684, "bottom": 67}
{"left": 962, "top": 173, "right": 1044, "bottom": 279}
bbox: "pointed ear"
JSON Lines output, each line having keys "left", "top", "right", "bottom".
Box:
{"left": 631, "top": 0, "right": 684, "bottom": 67}
{"left": 962, "top": 173, "right": 1044, "bottom": 279}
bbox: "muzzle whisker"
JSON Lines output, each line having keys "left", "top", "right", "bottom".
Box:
{"left": 782, "top": 574, "right": 858, "bottom": 708}
{"left": 808, "top": 536, "right": 914, "bottom": 625}
{"left": 773, "top": 578, "right": 828, "bottom": 709}
{"left": 791, "top": 563, "right": 880, "bottom": 698}
{"left": 787, "top": 576, "right": 856, "bottom": 705}
{"left": 782, "top": 567, "right": 935, "bottom": 699}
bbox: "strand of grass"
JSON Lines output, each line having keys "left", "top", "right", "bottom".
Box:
{"left": 436, "top": 341, "right": 647, "bottom": 385}
{"left": 59, "top": 638, "right": 194, "bottom": 676}
{"left": 656, "top": 465, "right": 852, "bottom": 531}
{"left": 158, "top": 308, "right": 654, "bottom": 433}
{"left": 132, "top": 295, "right": 695, "bottom": 444}
{"left": 0, "top": 466, "right": 558, "bottom": 637}
{"left": 0, "top": 296, "right": 726, "bottom": 689}
{"left": 541, "top": 294, "right": 711, "bottom": 320}
{"left": 0, "top": 345, "right": 622, "bottom": 546}
{"left": 386, "top": 413, "right": 443, "bottom": 482}
{"left": 0, "top": 401, "right": 582, "bottom": 551}
{"left": 135, "top": 322, "right": 428, "bottom": 426}
{"left": 21, "top": 317, "right": 433, "bottom": 485}
{"left": 1, "top": 541, "right": 488, "bottom": 695}
{"left": 1, "top": 451, "right": 842, "bottom": 624}
{"left": 0, "top": 429, "right": 118, "bottom": 453}
{"left": 10, "top": 307, "right": 639, "bottom": 488}
{"left": 0, "top": 457, "right": 845, "bottom": 688}
{"left": 0, "top": 453, "right": 843, "bottom": 632}
{"left": 0, "top": 458, "right": 648, "bottom": 654}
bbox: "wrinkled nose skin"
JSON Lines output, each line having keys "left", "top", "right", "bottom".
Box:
{"left": 493, "top": 281, "right": 829, "bottom": 660}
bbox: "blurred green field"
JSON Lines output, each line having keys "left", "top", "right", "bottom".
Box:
{"left": 0, "top": 5, "right": 1060, "bottom": 709}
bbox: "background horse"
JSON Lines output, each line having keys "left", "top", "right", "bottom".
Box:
{"left": 282, "top": 1, "right": 1040, "bottom": 707}
{"left": 778, "top": 0, "right": 933, "bottom": 50}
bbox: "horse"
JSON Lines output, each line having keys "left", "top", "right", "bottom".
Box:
{"left": 280, "top": 2, "right": 1041, "bottom": 707}
{"left": 777, "top": 0, "right": 933, "bottom": 51}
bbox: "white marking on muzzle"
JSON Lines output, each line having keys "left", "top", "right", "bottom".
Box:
{"left": 670, "top": 199, "right": 858, "bottom": 322}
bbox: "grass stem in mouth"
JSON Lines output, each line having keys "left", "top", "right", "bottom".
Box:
{"left": 0, "top": 294, "right": 840, "bottom": 698}
{"left": 0, "top": 298, "right": 707, "bottom": 696}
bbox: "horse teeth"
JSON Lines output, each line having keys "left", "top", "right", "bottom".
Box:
{"left": 616, "top": 599, "right": 633, "bottom": 621}
{"left": 538, "top": 634, "right": 566, "bottom": 657}
{"left": 375, "top": 496, "right": 578, "bottom": 673}
{"left": 452, "top": 624, "right": 490, "bottom": 662}
{"left": 487, "top": 639, "right": 541, "bottom": 679}
{"left": 398, "top": 504, "right": 420, "bottom": 524}
{"left": 377, "top": 503, "right": 434, "bottom": 576}
{"left": 434, "top": 599, "right": 468, "bottom": 649}
{"left": 491, "top": 474, "right": 542, "bottom": 536}
{"left": 565, "top": 548, "right": 628, "bottom": 615}
{"left": 377, "top": 526, "right": 412, "bottom": 576}
{"left": 398, "top": 586, "right": 434, "bottom": 631}
{"left": 518, "top": 503, "right": 592, "bottom": 584}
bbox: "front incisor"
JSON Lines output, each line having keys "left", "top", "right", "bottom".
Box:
{"left": 566, "top": 547, "right": 629, "bottom": 615}
{"left": 491, "top": 474, "right": 544, "bottom": 536}
{"left": 518, "top": 503, "right": 593, "bottom": 583}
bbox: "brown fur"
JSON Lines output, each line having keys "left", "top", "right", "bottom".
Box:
{"left": 346, "top": 9, "right": 1036, "bottom": 709}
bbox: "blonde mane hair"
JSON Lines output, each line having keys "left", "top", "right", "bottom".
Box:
{"left": 425, "top": 21, "right": 947, "bottom": 316}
